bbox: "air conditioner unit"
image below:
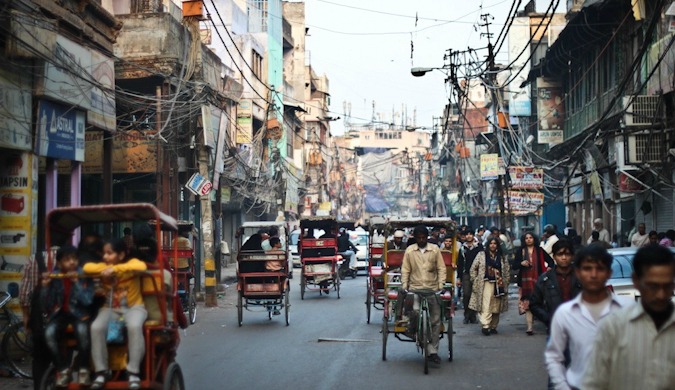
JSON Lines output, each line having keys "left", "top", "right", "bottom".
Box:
{"left": 625, "top": 131, "right": 667, "bottom": 165}
{"left": 622, "top": 95, "right": 660, "bottom": 126}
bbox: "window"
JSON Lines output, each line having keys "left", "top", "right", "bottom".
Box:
{"left": 251, "top": 50, "right": 263, "bottom": 79}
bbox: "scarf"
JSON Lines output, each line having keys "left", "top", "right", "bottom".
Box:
{"left": 520, "top": 246, "right": 546, "bottom": 298}
{"left": 485, "top": 251, "right": 502, "bottom": 281}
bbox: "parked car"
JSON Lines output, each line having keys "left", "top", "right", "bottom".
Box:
{"left": 607, "top": 247, "right": 675, "bottom": 302}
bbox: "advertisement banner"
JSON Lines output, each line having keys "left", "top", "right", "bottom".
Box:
{"left": 508, "top": 18, "right": 532, "bottom": 116}
{"left": 38, "top": 35, "right": 116, "bottom": 131}
{"left": 536, "top": 78, "right": 565, "bottom": 145}
{"left": 480, "top": 154, "right": 501, "bottom": 180}
{"left": 35, "top": 100, "right": 85, "bottom": 161}
{"left": 508, "top": 166, "right": 544, "bottom": 189}
{"left": 508, "top": 190, "right": 544, "bottom": 215}
{"left": 0, "top": 151, "right": 37, "bottom": 304}
{"left": 0, "top": 69, "right": 32, "bottom": 151}
{"left": 213, "top": 112, "right": 229, "bottom": 188}
{"left": 236, "top": 99, "right": 253, "bottom": 144}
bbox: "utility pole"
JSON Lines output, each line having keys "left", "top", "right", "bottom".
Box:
{"left": 480, "top": 13, "right": 509, "bottom": 229}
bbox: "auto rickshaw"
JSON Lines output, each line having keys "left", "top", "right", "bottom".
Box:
{"left": 380, "top": 217, "right": 457, "bottom": 373}
{"left": 235, "top": 221, "right": 291, "bottom": 326}
{"left": 298, "top": 216, "right": 340, "bottom": 299}
{"left": 41, "top": 203, "right": 185, "bottom": 389}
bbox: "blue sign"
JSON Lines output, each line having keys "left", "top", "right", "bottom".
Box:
{"left": 35, "top": 100, "right": 85, "bottom": 161}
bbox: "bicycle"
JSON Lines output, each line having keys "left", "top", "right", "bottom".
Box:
{"left": 0, "top": 290, "right": 33, "bottom": 378}
{"left": 410, "top": 289, "right": 439, "bottom": 375}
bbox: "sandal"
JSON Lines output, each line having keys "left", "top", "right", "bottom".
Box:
{"left": 129, "top": 373, "right": 141, "bottom": 390}
{"left": 90, "top": 374, "right": 106, "bottom": 390}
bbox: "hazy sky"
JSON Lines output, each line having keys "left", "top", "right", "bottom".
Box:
{"left": 303, "top": 0, "right": 558, "bottom": 134}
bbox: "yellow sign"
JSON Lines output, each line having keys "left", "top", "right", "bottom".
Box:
{"left": 480, "top": 154, "right": 500, "bottom": 180}
{"left": 236, "top": 99, "right": 253, "bottom": 144}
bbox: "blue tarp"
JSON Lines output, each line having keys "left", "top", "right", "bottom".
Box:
{"left": 364, "top": 184, "right": 389, "bottom": 212}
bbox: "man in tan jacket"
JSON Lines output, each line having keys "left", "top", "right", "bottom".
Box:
{"left": 401, "top": 225, "right": 447, "bottom": 364}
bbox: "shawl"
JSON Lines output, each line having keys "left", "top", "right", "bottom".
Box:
{"left": 520, "top": 246, "right": 546, "bottom": 298}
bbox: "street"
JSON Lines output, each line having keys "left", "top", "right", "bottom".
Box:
{"left": 1, "top": 276, "right": 549, "bottom": 390}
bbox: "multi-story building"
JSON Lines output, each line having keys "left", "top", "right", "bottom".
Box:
{"left": 527, "top": 0, "right": 674, "bottom": 242}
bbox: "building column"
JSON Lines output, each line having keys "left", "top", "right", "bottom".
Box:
{"left": 71, "top": 161, "right": 82, "bottom": 244}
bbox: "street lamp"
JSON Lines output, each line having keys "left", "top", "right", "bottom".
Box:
{"left": 410, "top": 67, "right": 439, "bottom": 77}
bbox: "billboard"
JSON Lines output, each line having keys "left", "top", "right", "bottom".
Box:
{"left": 508, "top": 17, "right": 532, "bottom": 116}
{"left": 480, "top": 154, "right": 502, "bottom": 180}
{"left": 237, "top": 99, "right": 253, "bottom": 144}
{"left": 35, "top": 100, "right": 85, "bottom": 161}
{"left": 537, "top": 78, "right": 565, "bottom": 145}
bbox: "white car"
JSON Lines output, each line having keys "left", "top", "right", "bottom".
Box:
{"left": 607, "top": 247, "right": 675, "bottom": 302}
{"left": 348, "top": 229, "right": 369, "bottom": 272}
{"left": 289, "top": 230, "right": 301, "bottom": 268}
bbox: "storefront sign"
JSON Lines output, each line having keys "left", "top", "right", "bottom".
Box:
{"left": 35, "top": 100, "right": 85, "bottom": 161}
{"left": 508, "top": 191, "right": 544, "bottom": 215}
{"left": 0, "top": 69, "right": 32, "bottom": 151}
{"left": 509, "top": 166, "right": 544, "bottom": 189}
{"left": 536, "top": 78, "right": 565, "bottom": 145}
{"left": 185, "top": 173, "right": 212, "bottom": 196}
{"left": 38, "top": 35, "right": 116, "bottom": 131}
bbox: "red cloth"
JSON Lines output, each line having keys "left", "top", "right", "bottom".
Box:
{"left": 556, "top": 271, "right": 573, "bottom": 302}
{"left": 520, "top": 247, "right": 546, "bottom": 298}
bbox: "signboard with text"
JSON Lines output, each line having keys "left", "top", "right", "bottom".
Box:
{"left": 508, "top": 166, "right": 544, "bottom": 189}
{"left": 35, "top": 100, "right": 85, "bottom": 161}
{"left": 537, "top": 78, "right": 565, "bottom": 145}
{"left": 480, "top": 154, "right": 501, "bottom": 180}
{"left": 508, "top": 191, "right": 544, "bottom": 215}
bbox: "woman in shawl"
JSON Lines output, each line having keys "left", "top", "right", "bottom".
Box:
{"left": 513, "top": 232, "right": 552, "bottom": 335}
{"left": 469, "top": 237, "right": 510, "bottom": 335}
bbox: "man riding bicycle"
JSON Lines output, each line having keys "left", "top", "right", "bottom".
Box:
{"left": 337, "top": 229, "right": 358, "bottom": 274}
{"left": 401, "top": 225, "right": 447, "bottom": 365}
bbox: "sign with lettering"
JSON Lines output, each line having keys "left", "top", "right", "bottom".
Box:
{"left": 508, "top": 167, "right": 544, "bottom": 189}
{"left": 35, "top": 100, "right": 85, "bottom": 161}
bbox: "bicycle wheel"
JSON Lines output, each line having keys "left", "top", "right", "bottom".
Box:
{"left": 447, "top": 316, "right": 454, "bottom": 362}
{"left": 284, "top": 286, "right": 290, "bottom": 326}
{"left": 300, "top": 274, "right": 306, "bottom": 300}
{"left": 188, "top": 290, "right": 197, "bottom": 324}
{"left": 420, "top": 309, "right": 429, "bottom": 375}
{"left": 366, "top": 283, "right": 372, "bottom": 324}
{"left": 381, "top": 314, "right": 388, "bottom": 361}
{"left": 2, "top": 322, "right": 33, "bottom": 378}
{"left": 237, "top": 290, "right": 244, "bottom": 327}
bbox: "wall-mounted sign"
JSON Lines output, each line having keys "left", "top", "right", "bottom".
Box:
{"left": 236, "top": 99, "right": 253, "bottom": 144}
{"left": 0, "top": 69, "right": 32, "bottom": 151}
{"left": 508, "top": 191, "right": 544, "bottom": 215}
{"left": 35, "top": 100, "right": 85, "bottom": 161}
{"left": 480, "top": 154, "right": 504, "bottom": 180}
{"left": 537, "top": 78, "right": 565, "bottom": 145}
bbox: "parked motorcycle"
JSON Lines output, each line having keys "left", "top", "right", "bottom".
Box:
{"left": 338, "top": 254, "right": 357, "bottom": 280}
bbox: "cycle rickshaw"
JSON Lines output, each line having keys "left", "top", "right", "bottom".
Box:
{"left": 235, "top": 221, "right": 290, "bottom": 326}
{"left": 156, "top": 220, "right": 197, "bottom": 325}
{"left": 299, "top": 216, "right": 341, "bottom": 299}
{"left": 380, "top": 218, "right": 457, "bottom": 374}
{"left": 365, "top": 216, "right": 386, "bottom": 324}
{"left": 41, "top": 203, "right": 185, "bottom": 389}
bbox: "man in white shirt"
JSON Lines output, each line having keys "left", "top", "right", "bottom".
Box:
{"left": 545, "top": 245, "right": 629, "bottom": 390}
{"left": 587, "top": 218, "right": 610, "bottom": 245}
{"left": 540, "top": 224, "right": 559, "bottom": 257}
{"left": 582, "top": 245, "right": 675, "bottom": 390}
{"left": 629, "top": 222, "right": 649, "bottom": 248}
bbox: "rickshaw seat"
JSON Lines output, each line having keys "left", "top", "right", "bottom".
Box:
{"left": 370, "top": 266, "right": 384, "bottom": 278}
{"left": 142, "top": 269, "right": 172, "bottom": 324}
{"left": 441, "top": 250, "right": 456, "bottom": 284}
{"left": 386, "top": 250, "right": 405, "bottom": 268}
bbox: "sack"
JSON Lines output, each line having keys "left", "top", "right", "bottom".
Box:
{"left": 106, "top": 317, "right": 126, "bottom": 344}
{"left": 518, "top": 299, "right": 529, "bottom": 315}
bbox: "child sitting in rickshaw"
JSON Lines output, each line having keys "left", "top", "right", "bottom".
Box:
{"left": 42, "top": 245, "right": 95, "bottom": 387}
{"left": 84, "top": 239, "right": 147, "bottom": 390}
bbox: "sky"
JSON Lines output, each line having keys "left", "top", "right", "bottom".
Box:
{"left": 302, "top": 0, "right": 557, "bottom": 135}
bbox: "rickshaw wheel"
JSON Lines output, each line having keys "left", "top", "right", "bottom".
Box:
{"left": 366, "top": 286, "right": 372, "bottom": 324}
{"left": 38, "top": 364, "right": 56, "bottom": 390}
{"left": 188, "top": 290, "right": 197, "bottom": 324}
{"left": 163, "top": 362, "right": 185, "bottom": 390}
{"left": 237, "top": 290, "right": 244, "bottom": 327}
{"left": 336, "top": 277, "right": 341, "bottom": 299}
{"left": 421, "top": 313, "right": 429, "bottom": 374}
{"left": 381, "top": 315, "right": 388, "bottom": 361}
{"left": 284, "top": 287, "right": 290, "bottom": 326}
{"left": 447, "top": 318, "right": 454, "bottom": 362}
{"left": 300, "top": 275, "right": 306, "bottom": 300}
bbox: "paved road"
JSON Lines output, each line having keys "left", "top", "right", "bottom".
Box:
{"left": 2, "top": 273, "right": 549, "bottom": 389}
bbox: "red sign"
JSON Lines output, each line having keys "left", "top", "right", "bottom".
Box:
{"left": 200, "top": 182, "right": 213, "bottom": 196}
{"left": 618, "top": 172, "right": 643, "bottom": 193}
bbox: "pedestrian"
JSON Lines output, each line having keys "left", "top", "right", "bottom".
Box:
{"left": 123, "top": 227, "right": 134, "bottom": 252}
{"left": 514, "top": 232, "right": 553, "bottom": 335}
{"left": 530, "top": 239, "right": 582, "bottom": 333}
{"left": 659, "top": 229, "right": 675, "bottom": 247}
{"left": 540, "top": 224, "right": 559, "bottom": 257}
{"left": 582, "top": 244, "right": 675, "bottom": 390}
{"left": 648, "top": 230, "right": 659, "bottom": 245}
{"left": 469, "top": 237, "right": 510, "bottom": 335}
{"left": 84, "top": 239, "right": 148, "bottom": 389}
{"left": 589, "top": 231, "right": 612, "bottom": 249}
{"left": 586, "top": 218, "right": 610, "bottom": 245}
{"left": 42, "top": 245, "right": 95, "bottom": 387}
{"left": 400, "top": 225, "right": 446, "bottom": 365}
{"left": 629, "top": 223, "right": 649, "bottom": 247}
{"left": 563, "top": 222, "right": 577, "bottom": 240}
{"left": 544, "top": 245, "right": 629, "bottom": 390}
{"left": 456, "top": 227, "right": 483, "bottom": 324}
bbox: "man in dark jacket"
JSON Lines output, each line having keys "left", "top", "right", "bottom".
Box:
{"left": 337, "top": 230, "right": 358, "bottom": 271}
{"left": 530, "top": 239, "right": 582, "bottom": 331}
{"left": 456, "top": 227, "right": 483, "bottom": 324}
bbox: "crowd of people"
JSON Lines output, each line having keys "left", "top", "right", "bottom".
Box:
{"left": 395, "top": 221, "right": 674, "bottom": 389}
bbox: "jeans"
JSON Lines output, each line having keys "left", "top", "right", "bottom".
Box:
{"left": 45, "top": 312, "right": 90, "bottom": 371}
{"left": 461, "top": 273, "right": 476, "bottom": 321}
{"left": 340, "top": 250, "right": 356, "bottom": 269}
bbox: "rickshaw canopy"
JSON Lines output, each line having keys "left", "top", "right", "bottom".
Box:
{"left": 384, "top": 217, "right": 456, "bottom": 236}
{"left": 299, "top": 216, "right": 338, "bottom": 229}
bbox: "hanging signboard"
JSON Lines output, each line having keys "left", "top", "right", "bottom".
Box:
{"left": 508, "top": 167, "right": 544, "bottom": 189}
{"left": 185, "top": 173, "right": 212, "bottom": 196}
{"left": 536, "top": 78, "right": 565, "bottom": 145}
{"left": 236, "top": 99, "right": 253, "bottom": 144}
{"left": 480, "top": 154, "right": 501, "bottom": 180}
{"left": 35, "top": 100, "right": 85, "bottom": 161}
{"left": 508, "top": 191, "right": 544, "bottom": 215}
